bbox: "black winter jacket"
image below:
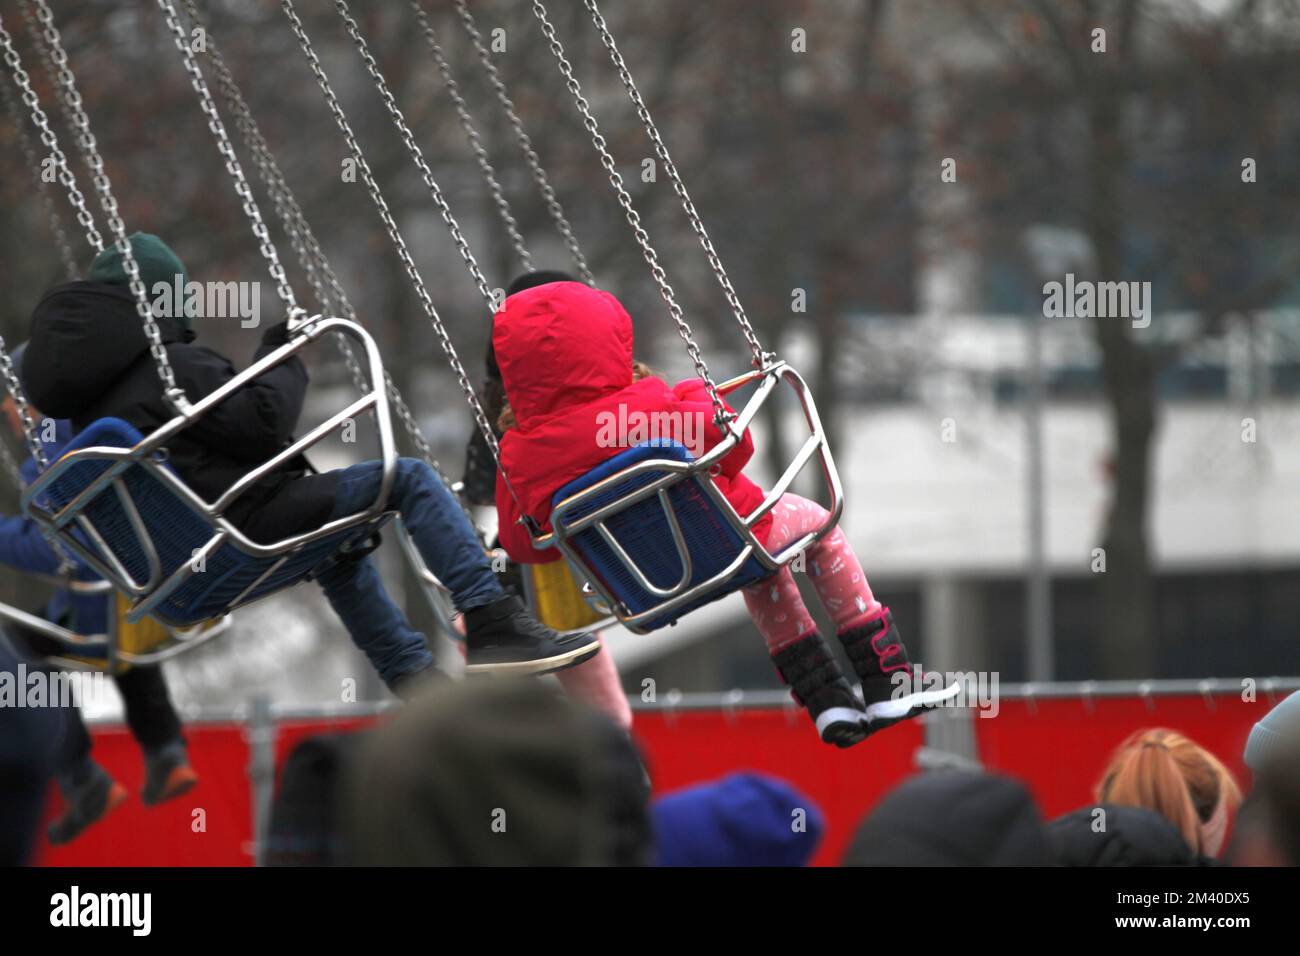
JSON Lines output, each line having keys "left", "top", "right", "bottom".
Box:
{"left": 21, "top": 281, "right": 336, "bottom": 536}
{"left": 1049, "top": 804, "right": 1204, "bottom": 866}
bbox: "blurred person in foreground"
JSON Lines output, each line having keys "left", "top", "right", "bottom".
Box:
{"left": 348, "top": 677, "right": 650, "bottom": 865}
{"left": 651, "top": 772, "right": 824, "bottom": 866}
{"left": 841, "top": 770, "right": 1051, "bottom": 866}
{"left": 1095, "top": 728, "right": 1241, "bottom": 861}
{"left": 1231, "top": 691, "right": 1300, "bottom": 866}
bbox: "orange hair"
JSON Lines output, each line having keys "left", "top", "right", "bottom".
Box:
{"left": 1096, "top": 728, "right": 1242, "bottom": 855}
{"left": 497, "top": 359, "right": 656, "bottom": 433}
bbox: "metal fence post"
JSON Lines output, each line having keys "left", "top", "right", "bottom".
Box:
{"left": 245, "top": 695, "right": 276, "bottom": 866}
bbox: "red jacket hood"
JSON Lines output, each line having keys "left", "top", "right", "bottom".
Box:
{"left": 493, "top": 282, "right": 634, "bottom": 429}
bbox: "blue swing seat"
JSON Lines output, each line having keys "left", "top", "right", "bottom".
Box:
{"left": 33, "top": 417, "right": 389, "bottom": 629}
{"left": 549, "top": 440, "right": 772, "bottom": 632}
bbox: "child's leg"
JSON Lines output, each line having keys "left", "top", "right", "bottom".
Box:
{"left": 115, "top": 666, "right": 197, "bottom": 805}
{"left": 338, "top": 458, "right": 506, "bottom": 612}
{"left": 315, "top": 554, "right": 436, "bottom": 692}
{"left": 765, "top": 495, "right": 960, "bottom": 723}
{"left": 742, "top": 501, "right": 867, "bottom": 746}
{"left": 553, "top": 631, "right": 633, "bottom": 730}
{"left": 767, "top": 494, "right": 883, "bottom": 635}
{"left": 741, "top": 566, "right": 816, "bottom": 653}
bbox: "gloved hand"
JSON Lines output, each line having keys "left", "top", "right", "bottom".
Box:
{"left": 259, "top": 319, "right": 295, "bottom": 349}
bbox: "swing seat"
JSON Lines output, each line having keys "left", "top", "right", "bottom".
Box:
{"left": 549, "top": 440, "right": 772, "bottom": 633}
{"left": 29, "top": 417, "right": 391, "bottom": 629}
{"left": 543, "top": 364, "right": 844, "bottom": 633}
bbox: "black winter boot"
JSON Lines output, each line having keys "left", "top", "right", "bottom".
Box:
{"left": 838, "top": 607, "right": 959, "bottom": 736}
{"left": 771, "top": 632, "right": 868, "bottom": 748}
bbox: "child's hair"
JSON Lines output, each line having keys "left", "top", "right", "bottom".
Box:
{"left": 1095, "top": 728, "right": 1242, "bottom": 855}
{"left": 497, "top": 359, "right": 655, "bottom": 432}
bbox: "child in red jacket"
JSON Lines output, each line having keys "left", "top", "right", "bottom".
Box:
{"left": 492, "top": 280, "right": 955, "bottom": 747}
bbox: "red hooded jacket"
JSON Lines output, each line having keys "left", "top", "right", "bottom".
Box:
{"left": 493, "top": 281, "right": 772, "bottom": 564}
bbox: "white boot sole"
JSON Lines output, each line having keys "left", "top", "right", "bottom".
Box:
{"left": 864, "top": 681, "right": 962, "bottom": 722}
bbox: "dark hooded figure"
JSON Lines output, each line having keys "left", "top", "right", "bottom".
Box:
{"left": 347, "top": 678, "right": 651, "bottom": 866}
{"left": 1048, "top": 804, "right": 1201, "bottom": 866}
{"left": 842, "top": 770, "right": 1052, "bottom": 866}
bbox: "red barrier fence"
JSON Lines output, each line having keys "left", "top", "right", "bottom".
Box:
{"left": 33, "top": 685, "right": 1288, "bottom": 867}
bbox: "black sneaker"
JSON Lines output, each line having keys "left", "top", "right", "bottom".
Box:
{"left": 464, "top": 595, "right": 601, "bottom": 675}
{"left": 48, "top": 764, "right": 127, "bottom": 846}
{"left": 839, "top": 607, "right": 959, "bottom": 736}
{"left": 771, "top": 632, "right": 869, "bottom": 748}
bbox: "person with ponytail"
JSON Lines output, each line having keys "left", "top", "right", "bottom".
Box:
{"left": 1096, "top": 728, "right": 1242, "bottom": 860}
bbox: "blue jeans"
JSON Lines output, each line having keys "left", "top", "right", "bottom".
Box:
{"left": 315, "top": 458, "right": 506, "bottom": 688}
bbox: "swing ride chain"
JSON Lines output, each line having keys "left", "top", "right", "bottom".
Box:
{"left": 282, "top": 0, "right": 529, "bottom": 516}
{"left": 409, "top": 0, "right": 532, "bottom": 274}
{"left": 583, "top": 0, "right": 770, "bottom": 370}
{"left": 0, "top": 13, "right": 102, "bottom": 254}
{"left": 177, "top": 0, "right": 475, "bottom": 530}
{"left": 451, "top": 0, "right": 595, "bottom": 287}
{"left": 173, "top": 0, "right": 365, "bottom": 390}
{"left": 0, "top": 335, "right": 49, "bottom": 472}
{"left": 17, "top": 1, "right": 84, "bottom": 174}
{"left": 27, "top": 0, "right": 190, "bottom": 413}
{"left": 530, "top": 0, "right": 733, "bottom": 428}
{"left": 0, "top": 62, "right": 77, "bottom": 279}
{"left": 334, "top": 1, "right": 497, "bottom": 315}
{"left": 155, "top": 0, "right": 299, "bottom": 319}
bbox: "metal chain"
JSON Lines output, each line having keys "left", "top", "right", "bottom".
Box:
{"left": 0, "top": 66, "right": 77, "bottom": 279}
{"left": 452, "top": 0, "right": 594, "bottom": 286}
{"left": 281, "top": 0, "right": 529, "bottom": 517}
{"left": 409, "top": 0, "right": 531, "bottom": 273}
{"left": 0, "top": 13, "right": 102, "bottom": 254}
{"left": 155, "top": 0, "right": 299, "bottom": 317}
{"left": 0, "top": 333, "right": 48, "bottom": 472}
{"left": 583, "top": 0, "right": 769, "bottom": 369}
{"left": 27, "top": 0, "right": 188, "bottom": 411}
{"left": 17, "top": 0, "right": 83, "bottom": 172}
{"left": 334, "top": 0, "right": 496, "bottom": 313}
{"left": 179, "top": 0, "right": 477, "bottom": 532}
{"left": 529, "top": 0, "right": 731, "bottom": 427}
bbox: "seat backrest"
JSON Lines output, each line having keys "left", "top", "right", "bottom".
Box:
{"left": 550, "top": 440, "right": 769, "bottom": 630}
{"left": 35, "top": 417, "right": 216, "bottom": 588}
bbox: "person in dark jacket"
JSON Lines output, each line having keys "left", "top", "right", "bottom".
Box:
{"left": 1048, "top": 804, "right": 1201, "bottom": 866}
{"left": 0, "top": 636, "right": 64, "bottom": 865}
{"left": 842, "top": 770, "right": 1052, "bottom": 866}
{"left": 20, "top": 234, "right": 599, "bottom": 691}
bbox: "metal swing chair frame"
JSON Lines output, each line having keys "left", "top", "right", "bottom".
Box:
{"left": 533, "top": 362, "right": 843, "bottom": 634}
{"left": 20, "top": 314, "right": 400, "bottom": 632}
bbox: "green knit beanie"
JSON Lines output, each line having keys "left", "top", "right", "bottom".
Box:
{"left": 88, "top": 232, "right": 193, "bottom": 328}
